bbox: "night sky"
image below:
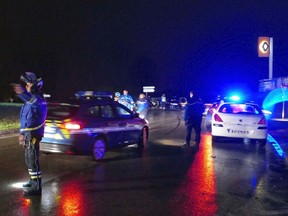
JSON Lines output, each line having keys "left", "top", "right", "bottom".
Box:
{"left": 1, "top": 1, "right": 288, "bottom": 101}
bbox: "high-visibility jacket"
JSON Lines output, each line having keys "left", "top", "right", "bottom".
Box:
{"left": 18, "top": 91, "right": 47, "bottom": 137}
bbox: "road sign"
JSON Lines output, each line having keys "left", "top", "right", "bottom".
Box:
{"left": 143, "top": 86, "right": 155, "bottom": 93}
{"left": 258, "top": 37, "right": 270, "bottom": 57}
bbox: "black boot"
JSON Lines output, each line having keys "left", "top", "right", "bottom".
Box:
{"left": 23, "top": 179, "right": 42, "bottom": 196}
{"left": 22, "top": 180, "right": 32, "bottom": 188}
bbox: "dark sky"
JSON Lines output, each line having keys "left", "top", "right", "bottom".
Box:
{"left": 1, "top": 1, "right": 288, "bottom": 101}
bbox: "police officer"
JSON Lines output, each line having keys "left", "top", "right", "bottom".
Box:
{"left": 12, "top": 72, "right": 47, "bottom": 196}
{"left": 160, "top": 94, "right": 166, "bottom": 109}
{"left": 183, "top": 91, "right": 204, "bottom": 150}
{"left": 136, "top": 93, "right": 149, "bottom": 119}
{"left": 114, "top": 92, "right": 121, "bottom": 102}
{"left": 119, "top": 89, "right": 134, "bottom": 111}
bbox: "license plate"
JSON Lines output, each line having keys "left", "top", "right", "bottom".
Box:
{"left": 227, "top": 129, "right": 249, "bottom": 134}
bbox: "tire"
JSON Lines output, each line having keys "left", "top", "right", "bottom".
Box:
{"left": 138, "top": 127, "right": 148, "bottom": 148}
{"left": 92, "top": 138, "right": 107, "bottom": 161}
{"left": 212, "top": 135, "right": 220, "bottom": 143}
{"left": 258, "top": 139, "right": 266, "bottom": 147}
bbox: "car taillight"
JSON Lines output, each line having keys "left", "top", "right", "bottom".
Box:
{"left": 63, "top": 122, "right": 82, "bottom": 130}
{"left": 214, "top": 114, "right": 223, "bottom": 122}
{"left": 258, "top": 117, "right": 266, "bottom": 125}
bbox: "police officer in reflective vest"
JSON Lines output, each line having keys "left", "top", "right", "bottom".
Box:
{"left": 119, "top": 89, "right": 135, "bottom": 111}
{"left": 12, "top": 72, "right": 47, "bottom": 196}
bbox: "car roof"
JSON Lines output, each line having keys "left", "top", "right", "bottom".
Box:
{"left": 48, "top": 98, "right": 117, "bottom": 107}
{"left": 220, "top": 101, "right": 260, "bottom": 106}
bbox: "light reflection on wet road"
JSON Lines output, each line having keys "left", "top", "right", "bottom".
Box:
{"left": 1, "top": 110, "right": 288, "bottom": 216}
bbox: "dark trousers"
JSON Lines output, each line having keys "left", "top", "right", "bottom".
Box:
{"left": 185, "top": 120, "right": 202, "bottom": 145}
{"left": 24, "top": 136, "right": 42, "bottom": 190}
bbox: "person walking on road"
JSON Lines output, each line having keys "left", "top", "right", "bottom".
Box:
{"left": 183, "top": 91, "right": 204, "bottom": 150}
{"left": 136, "top": 93, "right": 149, "bottom": 119}
{"left": 12, "top": 72, "right": 47, "bottom": 196}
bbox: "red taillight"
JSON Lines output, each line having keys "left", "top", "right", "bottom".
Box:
{"left": 258, "top": 117, "right": 267, "bottom": 125}
{"left": 64, "top": 122, "right": 82, "bottom": 130}
{"left": 214, "top": 114, "right": 223, "bottom": 122}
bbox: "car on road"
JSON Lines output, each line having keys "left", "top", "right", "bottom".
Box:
{"left": 210, "top": 102, "right": 267, "bottom": 146}
{"left": 40, "top": 93, "right": 149, "bottom": 161}
{"left": 165, "top": 96, "right": 182, "bottom": 110}
{"left": 205, "top": 101, "right": 224, "bottom": 129}
{"left": 202, "top": 103, "right": 213, "bottom": 116}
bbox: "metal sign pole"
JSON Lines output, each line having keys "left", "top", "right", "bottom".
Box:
{"left": 269, "top": 37, "right": 273, "bottom": 79}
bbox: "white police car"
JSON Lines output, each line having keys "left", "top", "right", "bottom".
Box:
{"left": 40, "top": 91, "right": 149, "bottom": 160}
{"left": 211, "top": 102, "right": 267, "bottom": 146}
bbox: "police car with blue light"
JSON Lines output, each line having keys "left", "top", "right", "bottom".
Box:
{"left": 40, "top": 91, "right": 149, "bottom": 161}
{"left": 206, "top": 95, "right": 268, "bottom": 147}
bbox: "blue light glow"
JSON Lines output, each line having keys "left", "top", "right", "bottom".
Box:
{"left": 262, "top": 88, "right": 288, "bottom": 111}
{"left": 229, "top": 95, "right": 241, "bottom": 101}
{"left": 267, "top": 134, "right": 286, "bottom": 158}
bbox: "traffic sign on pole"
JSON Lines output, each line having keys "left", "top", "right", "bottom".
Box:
{"left": 143, "top": 86, "right": 155, "bottom": 93}
{"left": 258, "top": 36, "right": 273, "bottom": 79}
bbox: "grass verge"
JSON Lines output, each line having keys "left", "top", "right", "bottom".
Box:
{"left": 0, "top": 103, "right": 21, "bottom": 133}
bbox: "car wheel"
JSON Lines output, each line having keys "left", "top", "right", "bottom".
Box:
{"left": 92, "top": 138, "right": 107, "bottom": 161}
{"left": 138, "top": 127, "right": 148, "bottom": 148}
{"left": 258, "top": 139, "right": 266, "bottom": 147}
{"left": 212, "top": 135, "right": 220, "bottom": 142}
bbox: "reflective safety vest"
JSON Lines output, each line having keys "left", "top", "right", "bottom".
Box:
{"left": 18, "top": 91, "right": 47, "bottom": 137}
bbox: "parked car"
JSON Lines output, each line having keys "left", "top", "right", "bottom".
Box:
{"left": 210, "top": 102, "right": 267, "bottom": 146}
{"left": 205, "top": 101, "right": 224, "bottom": 129}
{"left": 179, "top": 97, "right": 188, "bottom": 109}
{"left": 165, "top": 97, "right": 182, "bottom": 110}
{"left": 40, "top": 93, "right": 149, "bottom": 161}
{"left": 203, "top": 103, "right": 213, "bottom": 116}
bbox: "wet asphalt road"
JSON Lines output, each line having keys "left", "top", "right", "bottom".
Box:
{"left": 0, "top": 109, "right": 288, "bottom": 216}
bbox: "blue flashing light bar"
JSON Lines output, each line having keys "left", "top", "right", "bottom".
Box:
{"left": 75, "top": 91, "right": 113, "bottom": 99}
{"left": 229, "top": 95, "right": 241, "bottom": 101}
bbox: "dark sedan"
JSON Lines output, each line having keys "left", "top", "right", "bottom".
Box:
{"left": 40, "top": 96, "right": 149, "bottom": 161}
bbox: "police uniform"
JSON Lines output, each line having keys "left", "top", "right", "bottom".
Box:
{"left": 136, "top": 97, "right": 149, "bottom": 119}
{"left": 16, "top": 72, "right": 47, "bottom": 196}
{"left": 119, "top": 94, "right": 134, "bottom": 111}
{"left": 183, "top": 96, "right": 204, "bottom": 148}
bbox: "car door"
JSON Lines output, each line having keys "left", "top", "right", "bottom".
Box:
{"left": 114, "top": 104, "right": 140, "bottom": 144}
{"left": 84, "top": 104, "right": 122, "bottom": 147}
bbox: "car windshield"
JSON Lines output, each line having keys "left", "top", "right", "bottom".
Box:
{"left": 218, "top": 104, "right": 262, "bottom": 115}
{"left": 47, "top": 104, "right": 79, "bottom": 120}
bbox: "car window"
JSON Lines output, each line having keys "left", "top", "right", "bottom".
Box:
{"left": 116, "top": 105, "right": 132, "bottom": 119}
{"left": 100, "top": 105, "right": 115, "bottom": 119}
{"left": 85, "top": 106, "right": 100, "bottom": 118}
{"left": 219, "top": 104, "right": 234, "bottom": 113}
{"left": 219, "top": 104, "right": 262, "bottom": 115}
{"left": 47, "top": 105, "right": 79, "bottom": 120}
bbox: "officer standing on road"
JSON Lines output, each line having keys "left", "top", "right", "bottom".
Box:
{"left": 136, "top": 93, "right": 149, "bottom": 119}
{"left": 119, "top": 89, "right": 135, "bottom": 111}
{"left": 183, "top": 91, "right": 204, "bottom": 150}
{"left": 160, "top": 94, "right": 166, "bottom": 109}
{"left": 12, "top": 72, "right": 47, "bottom": 196}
